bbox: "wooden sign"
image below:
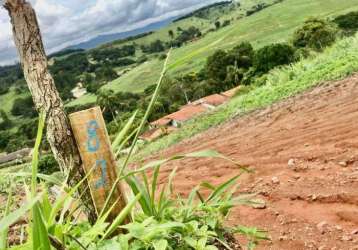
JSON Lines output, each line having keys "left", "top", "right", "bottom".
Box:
{"left": 69, "top": 107, "right": 128, "bottom": 222}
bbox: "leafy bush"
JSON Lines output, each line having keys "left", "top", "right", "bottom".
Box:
{"left": 292, "top": 18, "right": 338, "bottom": 51}
{"left": 38, "top": 154, "right": 60, "bottom": 175}
{"left": 141, "top": 40, "right": 165, "bottom": 54}
{"left": 0, "top": 131, "right": 10, "bottom": 150}
{"left": 11, "top": 96, "right": 37, "bottom": 118}
{"left": 0, "top": 110, "right": 12, "bottom": 131}
{"left": 333, "top": 11, "right": 358, "bottom": 35}
{"left": 253, "top": 43, "right": 295, "bottom": 74}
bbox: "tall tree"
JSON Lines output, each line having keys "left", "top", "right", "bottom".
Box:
{"left": 3, "top": 0, "right": 97, "bottom": 223}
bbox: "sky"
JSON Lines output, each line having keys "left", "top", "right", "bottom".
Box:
{"left": 0, "top": 0, "right": 220, "bottom": 65}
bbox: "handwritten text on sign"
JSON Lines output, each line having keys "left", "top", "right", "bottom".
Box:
{"left": 86, "top": 120, "right": 107, "bottom": 189}
{"left": 69, "top": 107, "right": 127, "bottom": 218}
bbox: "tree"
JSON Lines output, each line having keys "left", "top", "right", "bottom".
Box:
{"left": 206, "top": 50, "right": 231, "bottom": 82}
{"left": 229, "top": 41, "right": 255, "bottom": 69}
{"left": 4, "top": 0, "right": 97, "bottom": 222}
{"left": 253, "top": 43, "right": 295, "bottom": 74}
{"left": 0, "top": 109, "right": 12, "bottom": 130}
{"left": 293, "top": 18, "right": 338, "bottom": 51}
{"left": 11, "top": 96, "right": 37, "bottom": 117}
{"left": 215, "top": 20, "right": 221, "bottom": 29}
{"left": 168, "top": 30, "right": 174, "bottom": 39}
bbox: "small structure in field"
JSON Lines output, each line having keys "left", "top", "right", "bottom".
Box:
{"left": 71, "top": 82, "right": 87, "bottom": 99}
{"left": 143, "top": 86, "right": 240, "bottom": 142}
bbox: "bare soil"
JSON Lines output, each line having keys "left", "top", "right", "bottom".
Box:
{"left": 145, "top": 75, "right": 358, "bottom": 249}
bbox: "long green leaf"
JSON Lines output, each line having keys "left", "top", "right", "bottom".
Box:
{"left": 102, "top": 49, "right": 172, "bottom": 217}
{"left": 206, "top": 175, "right": 241, "bottom": 203}
{"left": 32, "top": 205, "right": 51, "bottom": 250}
{"left": 112, "top": 111, "right": 138, "bottom": 151}
{"left": 100, "top": 193, "right": 142, "bottom": 242}
{"left": 31, "top": 112, "right": 46, "bottom": 198}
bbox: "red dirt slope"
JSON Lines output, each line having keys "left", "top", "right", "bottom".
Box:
{"left": 147, "top": 75, "right": 358, "bottom": 249}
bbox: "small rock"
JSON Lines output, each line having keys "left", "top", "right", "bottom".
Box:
{"left": 341, "top": 235, "right": 353, "bottom": 241}
{"left": 318, "top": 246, "right": 327, "bottom": 250}
{"left": 351, "top": 229, "right": 358, "bottom": 235}
{"left": 288, "top": 159, "right": 295, "bottom": 167}
{"left": 272, "top": 176, "right": 280, "bottom": 184}
{"left": 293, "top": 175, "right": 301, "bottom": 180}
{"left": 335, "top": 225, "right": 343, "bottom": 231}
{"left": 252, "top": 199, "right": 266, "bottom": 209}
{"left": 339, "top": 161, "right": 348, "bottom": 167}
{"left": 317, "top": 221, "right": 329, "bottom": 234}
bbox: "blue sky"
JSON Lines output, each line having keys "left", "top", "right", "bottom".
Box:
{"left": 0, "top": 0, "right": 220, "bottom": 65}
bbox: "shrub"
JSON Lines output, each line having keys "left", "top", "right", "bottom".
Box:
{"left": 38, "top": 154, "right": 60, "bottom": 174}
{"left": 0, "top": 110, "right": 12, "bottom": 130}
{"left": 141, "top": 40, "right": 165, "bottom": 53}
{"left": 222, "top": 19, "right": 231, "bottom": 27}
{"left": 0, "top": 131, "right": 10, "bottom": 150}
{"left": 253, "top": 43, "right": 295, "bottom": 74}
{"left": 292, "top": 18, "right": 338, "bottom": 51}
{"left": 333, "top": 11, "right": 358, "bottom": 35}
{"left": 206, "top": 50, "right": 231, "bottom": 83}
{"left": 11, "top": 96, "right": 37, "bottom": 117}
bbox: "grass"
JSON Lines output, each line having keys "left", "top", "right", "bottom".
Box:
{"left": 98, "top": 0, "right": 358, "bottom": 98}
{"left": 134, "top": 32, "right": 358, "bottom": 160}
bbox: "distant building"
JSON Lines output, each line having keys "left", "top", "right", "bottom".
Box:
{"left": 71, "top": 82, "right": 87, "bottom": 99}
{"left": 145, "top": 86, "right": 240, "bottom": 141}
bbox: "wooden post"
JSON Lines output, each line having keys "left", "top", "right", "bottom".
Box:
{"left": 69, "top": 107, "right": 128, "bottom": 221}
{"left": 3, "top": 0, "right": 97, "bottom": 223}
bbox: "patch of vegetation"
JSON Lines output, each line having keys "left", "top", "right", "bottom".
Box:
{"left": 173, "top": 1, "right": 233, "bottom": 22}
{"left": 292, "top": 18, "right": 338, "bottom": 51}
{"left": 333, "top": 11, "right": 358, "bottom": 35}
{"left": 135, "top": 33, "right": 358, "bottom": 160}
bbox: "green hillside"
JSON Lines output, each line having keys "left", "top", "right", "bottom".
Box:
{"left": 98, "top": 0, "right": 358, "bottom": 95}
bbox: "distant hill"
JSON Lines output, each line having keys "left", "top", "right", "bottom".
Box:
{"left": 66, "top": 17, "right": 177, "bottom": 50}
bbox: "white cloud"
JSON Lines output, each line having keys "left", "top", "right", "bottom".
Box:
{"left": 0, "top": 0, "right": 220, "bottom": 65}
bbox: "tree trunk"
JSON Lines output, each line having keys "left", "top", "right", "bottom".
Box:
{"left": 4, "top": 0, "right": 97, "bottom": 223}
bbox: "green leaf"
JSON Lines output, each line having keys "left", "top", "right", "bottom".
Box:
{"left": 206, "top": 175, "right": 241, "bottom": 203}
{"left": 112, "top": 111, "right": 138, "bottom": 152}
{"left": 32, "top": 204, "right": 51, "bottom": 250}
{"left": 153, "top": 239, "right": 168, "bottom": 250}
{"left": 101, "top": 193, "right": 142, "bottom": 241}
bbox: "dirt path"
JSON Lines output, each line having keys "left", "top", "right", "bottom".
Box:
{"left": 146, "top": 75, "right": 358, "bottom": 249}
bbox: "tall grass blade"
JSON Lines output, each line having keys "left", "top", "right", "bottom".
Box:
{"left": 206, "top": 175, "right": 241, "bottom": 203}
{"left": 112, "top": 111, "right": 138, "bottom": 152}
{"left": 100, "top": 193, "right": 142, "bottom": 242}
{"left": 102, "top": 49, "right": 172, "bottom": 216}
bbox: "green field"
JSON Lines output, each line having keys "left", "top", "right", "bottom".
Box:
{"left": 97, "top": 0, "right": 358, "bottom": 96}
{"left": 134, "top": 32, "right": 358, "bottom": 160}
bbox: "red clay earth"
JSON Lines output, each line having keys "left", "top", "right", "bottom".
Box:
{"left": 144, "top": 74, "right": 358, "bottom": 249}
